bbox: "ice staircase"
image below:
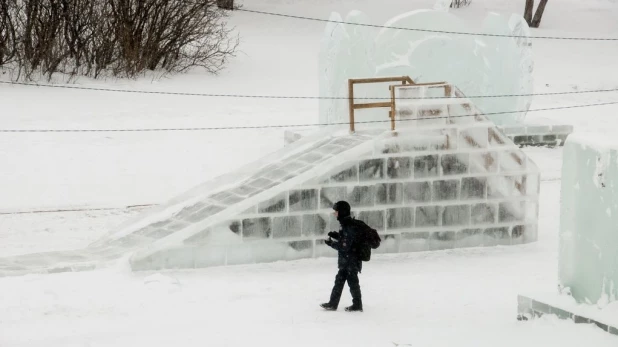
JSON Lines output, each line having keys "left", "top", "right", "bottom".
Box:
{"left": 0, "top": 82, "right": 540, "bottom": 277}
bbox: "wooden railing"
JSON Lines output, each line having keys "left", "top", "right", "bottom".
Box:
{"left": 347, "top": 76, "right": 413, "bottom": 132}
{"left": 347, "top": 76, "right": 527, "bottom": 196}
{"left": 347, "top": 77, "right": 448, "bottom": 132}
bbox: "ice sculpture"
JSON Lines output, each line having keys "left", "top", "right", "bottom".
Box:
{"left": 480, "top": 13, "right": 534, "bottom": 124}
{"left": 0, "top": 83, "right": 540, "bottom": 276}
{"left": 560, "top": 134, "right": 618, "bottom": 306}
{"left": 318, "top": 8, "right": 533, "bottom": 127}
{"left": 318, "top": 11, "right": 378, "bottom": 126}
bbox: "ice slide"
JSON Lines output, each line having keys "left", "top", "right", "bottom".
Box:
{"left": 0, "top": 84, "right": 540, "bottom": 277}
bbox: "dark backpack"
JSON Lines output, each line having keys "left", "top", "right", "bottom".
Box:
{"left": 352, "top": 219, "right": 381, "bottom": 262}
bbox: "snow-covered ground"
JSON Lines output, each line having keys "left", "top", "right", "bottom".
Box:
{"left": 1, "top": 0, "right": 618, "bottom": 345}
{"left": 2, "top": 179, "right": 618, "bottom": 347}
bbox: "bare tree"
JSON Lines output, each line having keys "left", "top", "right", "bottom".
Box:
{"left": 108, "top": 0, "right": 238, "bottom": 77}
{"left": 18, "top": 0, "right": 67, "bottom": 79}
{"left": 0, "top": 0, "right": 18, "bottom": 66}
{"left": 524, "top": 0, "right": 549, "bottom": 28}
{"left": 450, "top": 0, "right": 472, "bottom": 8}
{"left": 530, "top": 0, "right": 549, "bottom": 28}
{"left": 524, "top": 0, "right": 534, "bottom": 24}
{"left": 0, "top": 0, "right": 239, "bottom": 81}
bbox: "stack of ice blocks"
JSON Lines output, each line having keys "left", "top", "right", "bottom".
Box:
{"left": 0, "top": 84, "right": 541, "bottom": 275}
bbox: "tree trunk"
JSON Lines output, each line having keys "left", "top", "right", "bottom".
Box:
{"left": 217, "top": 0, "right": 234, "bottom": 10}
{"left": 524, "top": 0, "right": 534, "bottom": 26}
{"left": 450, "top": 0, "right": 472, "bottom": 8}
{"left": 530, "top": 0, "right": 549, "bottom": 28}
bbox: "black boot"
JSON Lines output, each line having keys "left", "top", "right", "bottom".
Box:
{"left": 320, "top": 303, "right": 337, "bottom": 311}
{"left": 345, "top": 304, "right": 363, "bottom": 312}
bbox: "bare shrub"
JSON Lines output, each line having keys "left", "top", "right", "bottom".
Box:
{"left": 0, "top": 0, "right": 238, "bottom": 81}
{"left": 0, "top": 0, "right": 19, "bottom": 66}
{"left": 451, "top": 0, "right": 472, "bottom": 8}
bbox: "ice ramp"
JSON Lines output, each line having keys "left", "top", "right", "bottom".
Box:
{"left": 0, "top": 128, "right": 381, "bottom": 276}
{"left": 124, "top": 84, "right": 540, "bottom": 271}
{"left": 118, "top": 127, "right": 389, "bottom": 269}
{"left": 0, "top": 83, "right": 540, "bottom": 276}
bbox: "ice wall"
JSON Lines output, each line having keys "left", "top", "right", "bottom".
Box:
{"left": 127, "top": 84, "right": 540, "bottom": 271}
{"left": 0, "top": 85, "right": 541, "bottom": 276}
{"left": 318, "top": 8, "right": 533, "bottom": 127}
{"left": 560, "top": 134, "right": 618, "bottom": 306}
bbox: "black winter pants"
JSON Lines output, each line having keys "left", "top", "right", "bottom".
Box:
{"left": 329, "top": 268, "right": 362, "bottom": 308}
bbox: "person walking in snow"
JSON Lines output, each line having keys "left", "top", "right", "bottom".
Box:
{"left": 320, "top": 201, "right": 363, "bottom": 312}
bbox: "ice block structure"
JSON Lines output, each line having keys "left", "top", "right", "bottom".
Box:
{"left": 0, "top": 83, "right": 540, "bottom": 276}
{"left": 318, "top": 9, "right": 534, "bottom": 127}
{"left": 559, "top": 134, "right": 618, "bottom": 305}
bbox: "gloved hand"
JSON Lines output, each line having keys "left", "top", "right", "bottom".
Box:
{"left": 327, "top": 231, "right": 340, "bottom": 239}
{"left": 325, "top": 239, "right": 333, "bottom": 247}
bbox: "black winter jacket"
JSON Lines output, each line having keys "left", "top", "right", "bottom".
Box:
{"left": 327, "top": 216, "right": 362, "bottom": 272}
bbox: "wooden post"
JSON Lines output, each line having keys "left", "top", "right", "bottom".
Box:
{"left": 345, "top": 76, "right": 426, "bottom": 133}
{"left": 444, "top": 84, "right": 452, "bottom": 123}
{"left": 444, "top": 84, "right": 452, "bottom": 97}
{"left": 348, "top": 79, "right": 355, "bottom": 133}
{"left": 389, "top": 85, "right": 396, "bottom": 131}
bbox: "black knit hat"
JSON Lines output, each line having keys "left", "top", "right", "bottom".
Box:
{"left": 333, "top": 201, "right": 351, "bottom": 219}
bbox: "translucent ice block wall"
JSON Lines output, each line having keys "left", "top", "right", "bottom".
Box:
{"left": 318, "top": 8, "right": 533, "bottom": 127}
{"left": 560, "top": 134, "right": 618, "bottom": 305}
{"left": 0, "top": 84, "right": 541, "bottom": 276}
{"left": 127, "top": 85, "right": 540, "bottom": 271}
